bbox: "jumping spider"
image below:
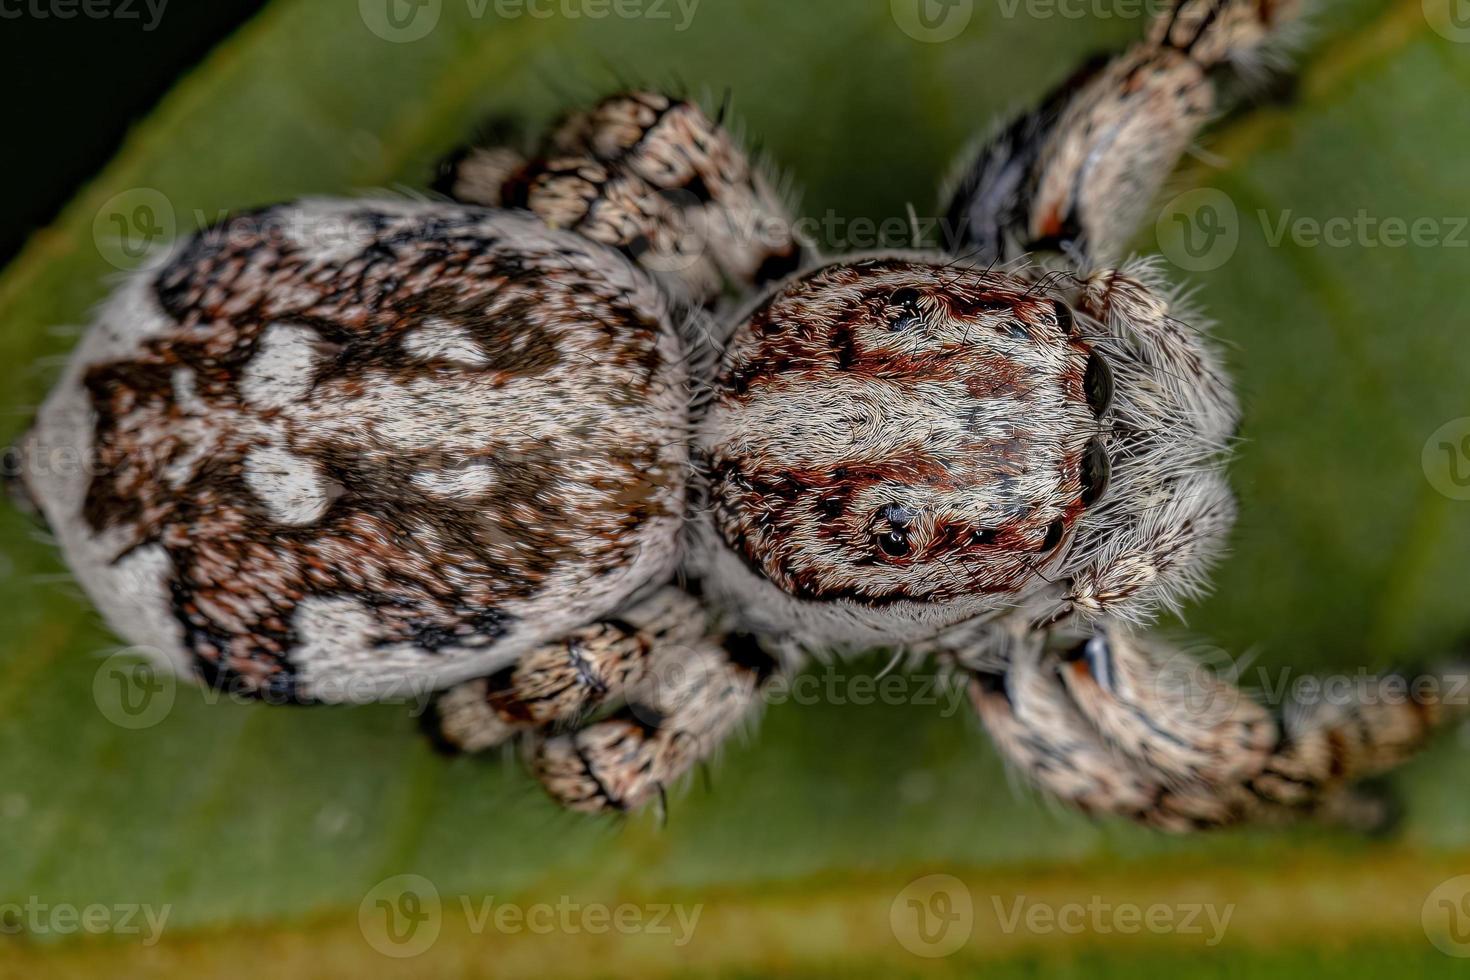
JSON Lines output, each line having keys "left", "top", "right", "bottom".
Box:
{"left": 12, "top": 0, "right": 1462, "bottom": 831}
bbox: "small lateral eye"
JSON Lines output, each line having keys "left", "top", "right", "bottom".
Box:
{"left": 971, "top": 527, "right": 1000, "bottom": 546}
{"left": 1037, "top": 517, "right": 1066, "bottom": 553}
{"left": 887, "top": 287, "right": 925, "bottom": 332}
{"left": 1085, "top": 351, "right": 1114, "bottom": 416}
{"left": 1080, "top": 438, "right": 1111, "bottom": 506}
{"left": 1053, "top": 301, "right": 1075, "bottom": 335}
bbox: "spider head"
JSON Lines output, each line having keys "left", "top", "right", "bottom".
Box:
{"left": 698, "top": 257, "right": 1236, "bottom": 643}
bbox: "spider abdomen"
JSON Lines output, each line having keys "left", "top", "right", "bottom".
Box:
{"left": 19, "top": 200, "right": 690, "bottom": 701}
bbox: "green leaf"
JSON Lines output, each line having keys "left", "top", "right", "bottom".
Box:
{"left": 2, "top": 0, "right": 1469, "bottom": 974}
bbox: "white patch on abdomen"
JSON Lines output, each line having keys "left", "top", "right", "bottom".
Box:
{"left": 241, "top": 323, "right": 322, "bottom": 411}
{"left": 410, "top": 462, "right": 498, "bottom": 498}
{"left": 288, "top": 595, "right": 521, "bottom": 703}
{"left": 401, "top": 317, "right": 489, "bottom": 366}
{"left": 243, "top": 442, "right": 336, "bottom": 525}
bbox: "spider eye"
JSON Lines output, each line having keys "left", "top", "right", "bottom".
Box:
{"left": 877, "top": 530, "right": 911, "bottom": 557}
{"left": 1085, "top": 351, "right": 1114, "bottom": 416}
{"left": 971, "top": 527, "right": 1000, "bottom": 546}
{"left": 1038, "top": 517, "right": 1066, "bottom": 552}
{"left": 886, "top": 287, "right": 925, "bottom": 332}
{"left": 1080, "top": 438, "right": 1111, "bottom": 506}
{"left": 875, "top": 504, "right": 915, "bottom": 557}
{"left": 1053, "top": 301, "right": 1075, "bottom": 335}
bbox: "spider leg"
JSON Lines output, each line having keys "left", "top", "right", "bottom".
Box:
{"left": 434, "top": 146, "right": 528, "bottom": 210}
{"left": 426, "top": 587, "right": 705, "bottom": 753}
{"left": 528, "top": 633, "right": 777, "bottom": 813}
{"left": 437, "top": 91, "right": 807, "bottom": 306}
{"left": 432, "top": 113, "right": 530, "bottom": 207}
{"left": 966, "top": 631, "right": 1231, "bottom": 831}
{"left": 1053, "top": 625, "right": 1274, "bottom": 789}
{"left": 943, "top": 0, "right": 1304, "bottom": 266}
{"left": 969, "top": 623, "right": 1465, "bottom": 832}
{"left": 1071, "top": 625, "right": 1464, "bottom": 826}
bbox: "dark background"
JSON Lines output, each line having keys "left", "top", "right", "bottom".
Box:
{"left": 0, "top": 1, "right": 265, "bottom": 266}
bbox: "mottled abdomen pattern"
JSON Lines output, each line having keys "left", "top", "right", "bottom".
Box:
{"left": 22, "top": 200, "right": 688, "bottom": 701}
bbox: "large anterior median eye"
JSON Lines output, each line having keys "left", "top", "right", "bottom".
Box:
{"left": 886, "top": 288, "right": 926, "bottom": 332}
{"left": 874, "top": 503, "right": 915, "bottom": 557}
{"left": 877, "top": 529, "right": 911, "bottom": 557}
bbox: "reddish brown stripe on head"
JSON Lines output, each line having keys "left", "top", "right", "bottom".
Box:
{"left": 703, "top": 259, "right": 1105, "bottom": 606}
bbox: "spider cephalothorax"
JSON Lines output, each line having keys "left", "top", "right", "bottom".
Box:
{"left": 13, "top": 0, "right": 1465, "bottom": 827}
{"left": 703, "top": 258, "right": 1102, "bottom": 607}
{"left": 697, "top": 257, "right": 1237, "bottom": 647}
